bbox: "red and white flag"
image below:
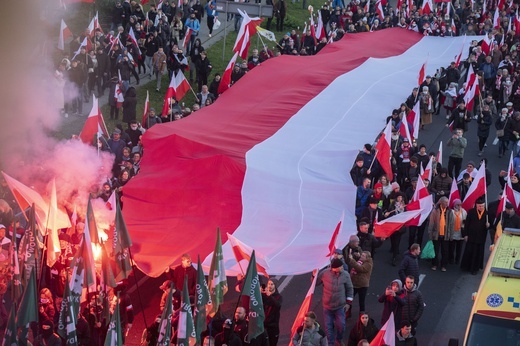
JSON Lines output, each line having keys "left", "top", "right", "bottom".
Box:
{"left": 290, "top": 271, "right": 318, "bottom": 343}
{"left": 141, "top": 90, "right": 150, "bottom": 126}
{"left": 71, "top": 36, "right": 91, "bottom": 60}
{"left": 162, "top": 71, "right": 191, "bottom": 115}
{"left": 58, "top": 19, "right": 73, "bottom": 51}
{"left": 412, "top": 176, "right": 430, "bottom": 202}
{"left": 481, "top": 34, "right": 494, "bottom": 55}
{"left": 370, "top": 312, "right": 396, "bottom": 346}
{"left": 182, "top": 27, "right": 193, "bottom": 49}
{"left": 418, "top": 60, "right": 427, "bottom": 86}
{"left": 498, "top": 0, "right": 506, "bottom": 10}
{"left": 326, "top": 211, "right": 344, "bottom": 257}
{"left": 399, "top": 120, "right": 413, "bottom": 146}
{"left": 493, "top": 7, "right": 501, "bottom": 28}
{"left": 406, "top": 100, "right": 421, "bottom": 140}
{"left": 374, "top": 121, "right": 393, "bottom": 180}
{"left": 447, "top": 177, "right": 460, "bottom": 208}
{"left": 451, "top": 18, "right": 457, "bottom": 34}
{"left": 437, "top": 141, "right": 443, "bottom": 166}
{"left": 454, "top": 44, "right": 464, "bottom": 67}
{"left": 406, "top": 0, "right": 413, "bottom": 17}
{"left": 421, "top": 0, "right": 433, "bottom": 14}
{"left": 218, "top": 52, "right": 239, "bottom": 95}
{"left": 364, "top": 0, "right": 370, "bottom": 13}
{"left": 461, "top": 162, "right": 487, "bottom": 211}
{"left": 406, "top": 177, "right": 433, "bottom": 226}
{"left": 421, "top": 156, "right": 433, "bottom": 182}
{"left": 505, "top": 152, "right": 520, "bottom": 212}
{"left": 226, "top": 233, "right": 270, "bottom": 277}
{"left": 128, "top": 27, "right": 142, "bottom": 55}
{"left": 463, "top": 65, "right": 479, "bottom": 111}
{"left": 375, "top": 0, "right": 385, "bottom": 20}
{"left": 374, "top": 210, "right": 422, "bottom": 238}
{"left": 316, "top": 11, "right": 327, "bottom": 40}
{"left": 87, "top": 11, "right": 103, "bottom": 37}
{"left": 481, "top": 0, "right": 487, "bottom": 16}
{"left": 46, "top": 179, "right": 62, "bottom": 268}
{"left": 79, "top": 95, "right": 109, "bottom": 144}
{"left": 233, "top": 9, "right": 263, "bottom": 59}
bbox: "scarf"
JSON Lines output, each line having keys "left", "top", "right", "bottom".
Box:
{"left": 477, "top": 209, "right": 485, "bottom": 220}
{"left": 454, "top": 209, "right": 461, "bottom": 231}
{"left": 439, "top": 207, "right": 446, "bottom": 236}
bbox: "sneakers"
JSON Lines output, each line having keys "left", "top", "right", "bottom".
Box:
{"left": 209, "top": 33, "right": 212, "bottom": 37}
{"left": 478, "top": 151, "right": 483, "bottom": 156}
{"left": 431, "top": 266, "right": 437, "bottom": 271}
{"left": 441, "top": 267, "right": 447, "bottom": 272}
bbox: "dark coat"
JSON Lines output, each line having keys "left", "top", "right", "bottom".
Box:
{"left": 347, "top": 318, "right": 379, "bottom": 346}
{"left": 262, "top": 290, "right": 282, "bottom": 329}
{"left": 398, "top": 251, "right": 420, "bottom": 284}
{"left": 122, "top": 87, "right": 137, "bottom": 123}
{"left": 476, "top": 111, "right": 493, "bottom": 138}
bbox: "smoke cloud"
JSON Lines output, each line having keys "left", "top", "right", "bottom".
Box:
{"left": 0, "top": 1, "right": 114, "bottom": 219}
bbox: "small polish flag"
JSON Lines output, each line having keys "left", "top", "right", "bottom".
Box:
{"left": 58, "top": 19, "right": 73, "bottom": 50}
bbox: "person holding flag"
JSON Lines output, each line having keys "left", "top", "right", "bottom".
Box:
{"left": 317, "top": 257, "right": 354, "bottom": 346}
{"left": 291, "top": 311, "right": 327, "bottom": 346}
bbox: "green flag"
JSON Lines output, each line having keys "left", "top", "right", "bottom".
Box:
{"left": 3, "top": 304, "right": 18, "bottom": 345}
{"left": 113, "top": 199, "right": 133, "bottom": 281}
{"left": 70, "top": 239, "right": 86, "bottom": 318}
{"left": 101, "top": 241, "right": 117, "bottom": 289}
{"left": 15, "top": 268, "right": 37, "bottom": 328}
{"left": 10, "top": 228, "right": 22, "bottom": 304}
{"left": 57, "top": 273, "right": 78, "bottom": 345}
{"left": 195, "top": 255, "right": 211, "bottom": 345}
{"left": 178, "top": 276, "right": 196, "bottom": 346}
{"left": 104, "top": 292, "right": 122, "bottom": 346}
{"left": 240, "top": 251, "right": 265, "bottom": 342}
{"left": 157, "top": 282, "right": 174, "bottom": 346}
{"left": 86, "top": 196, "right": 100, "bottom": 243}
{"left": 207, "top": 228, "right": 227, "bottom": 316}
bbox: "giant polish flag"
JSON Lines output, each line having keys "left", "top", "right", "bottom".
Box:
{"left": 121, "top": 29, "right": 477, "bottom": 277}
{"left": 79, "top": 95, "right": 109, "bottom": 144}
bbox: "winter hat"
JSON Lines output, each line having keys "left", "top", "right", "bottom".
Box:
{"left": 391, "top": 182, "right": 400, "bottom": 189}
{"left": 331, "top": 258, "right": 343, "bottom": 268}
{"left": 453, "top": 198, "right": 462, "bottom": 206}
{"left": 374, "top": 182, "right": 383, "bottom": 189}
{"left": 334, "top": 248, "right": 343, "bottom": 255}
{"left": 391, "top": 279, "right": 402, "bottom": 291}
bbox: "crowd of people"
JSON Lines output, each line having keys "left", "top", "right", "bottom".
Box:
{"left": 4, "top": 0, "right": 520, "bottom": 344}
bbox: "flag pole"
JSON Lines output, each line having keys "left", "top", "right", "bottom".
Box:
{"left": 127, "top": 247, "right": 149, "bottom": 329}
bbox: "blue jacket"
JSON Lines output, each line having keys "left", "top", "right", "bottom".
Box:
{"left": 185, "top": 18, "right": 200, "bottom": 33}
{"left": 205, "top": 1, "right": 218, "bottom": 17}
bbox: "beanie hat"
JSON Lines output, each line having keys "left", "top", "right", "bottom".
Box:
{"left": 330, "top": 258, "right": 343, "bottom": 268}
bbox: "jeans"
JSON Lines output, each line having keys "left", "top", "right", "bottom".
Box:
{"left": 145, "top": 56, "right": 153, "bottom": 77}
{"left": 323, "top": 307, "right": 346, "bottom": 346}
{"left": 499, "top": 139, "right": 509, "bottom": 156}
{"left": 155, "top": 70, "right": 164, "bottom": 90}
